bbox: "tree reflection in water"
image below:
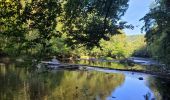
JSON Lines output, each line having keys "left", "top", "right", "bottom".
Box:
{"left": 48, "top": 71, "right": 125, "bottom": 100}
{"left": 0, "top": 63, "right": 125, "bottom": 100}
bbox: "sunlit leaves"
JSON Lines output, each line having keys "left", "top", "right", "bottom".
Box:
{"left": 25, "top": 29, "right": 40, "bottom": 41}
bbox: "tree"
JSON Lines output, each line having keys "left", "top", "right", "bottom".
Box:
{"left": 141, "top": 0, "right": 170, "bottom": 65}
{"left": 1, "top": 0, "right": 61, "bottom": 57}
{"left": 1, "top": 0, "right": 131, "bottom": 57}
{"left": 100, "top": 33, "right": 128, "bottom": 59}
{"left": 62, "top": 0, "right": 130, "bottom": 48}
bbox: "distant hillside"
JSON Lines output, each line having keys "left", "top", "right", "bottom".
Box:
{"left": 124, "top": 34, "right": 147, "bottom": 57}
{"left": 126, "top": 34, "right": 145, "bottom": 42}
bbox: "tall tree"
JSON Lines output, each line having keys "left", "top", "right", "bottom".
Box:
{"left": 141, "top": 0, "right": 170, "bottom": 65}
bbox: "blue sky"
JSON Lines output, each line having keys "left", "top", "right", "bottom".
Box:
{"left": 122, "top": 0, "right": 154, "bottom": 35}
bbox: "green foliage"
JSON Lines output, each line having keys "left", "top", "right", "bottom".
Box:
{"left": 0, "top": 0, "right": 131, "bottom": 58}
{"left": 0, "top": 0, "right": 142, "bottom": 60}
{"left": 62, "top": 0, "right": 131, "bottom": 48}
{"left": 100, "top": 33, "right": 127, "bottom": 59}
{"left": 49, "top": 37, "right": 71, "bottom": 58}
{"left": 1, "top": 0, "right": 62, "bottom": 57}
{"left": 70, "top": 34, "right": 146, "bottom": 59}
{"left": 141, "top": 0, "right": 170, "bottom": 65}
{"left": 127, "top": 35, "right": 148, "bottom": 57}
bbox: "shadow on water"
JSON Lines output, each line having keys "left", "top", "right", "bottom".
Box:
{"left": 148, "top": 77, "right": 170, "bottom": 100}
{"left": 0, "top": 60, "right": 170, "bottom": 100}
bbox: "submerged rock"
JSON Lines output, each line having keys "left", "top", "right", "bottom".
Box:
{"left": 112, "top": 96, "right": 116, "bottom": 98}
{"left": 51, "top": 56, "right": 60, "bottom": 64}
{"left": 138, "top": 77, "right": 144, "bottom": 80}
{"left": 40, "top": 56, "right": 60, "bottom": 69}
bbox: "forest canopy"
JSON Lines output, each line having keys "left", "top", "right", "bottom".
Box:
{"left": 0, "top": 0, "right": 134, "bottom": 58}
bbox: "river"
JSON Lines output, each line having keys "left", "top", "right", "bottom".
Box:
{"left": 0, "top": 60, "right": 170, "bottom": 100}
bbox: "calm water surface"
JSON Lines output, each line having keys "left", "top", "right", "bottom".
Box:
{"left": 0, "top": 60, "right": 170, "bottom": 100}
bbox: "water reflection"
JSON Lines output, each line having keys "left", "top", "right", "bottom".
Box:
{"left": 147, "top": 77, "right": 170, "bottom": 100}
{"left": 50, "top": 71, "right": 125, "bottom": 100}
{"left": 0, "top": 63, "right": 125, "bottom": 100}
{"left": 0, "top": 62, "right": 170, "bottom": 100}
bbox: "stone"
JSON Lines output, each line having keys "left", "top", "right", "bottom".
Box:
{"left": 138, "top": 77, "right": 143, "bottom": 80}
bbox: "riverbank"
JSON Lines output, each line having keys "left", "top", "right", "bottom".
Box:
{"left": 77, "top": 57, "right": 163, "bottom": 66}
{"left": 36, "top": 61, "right": 170, "bottom": 80}
{"left": 1, "top": 56, "right": 170, "bottom": 79}
{"left": 71, "top": 57, "right": 170, "bottom": 79}
{"left": 85, "top": 65, "right": 170, "bottom": 79}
